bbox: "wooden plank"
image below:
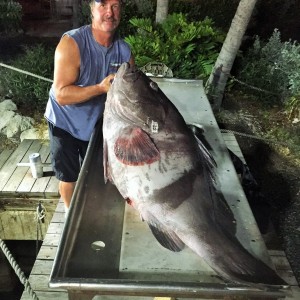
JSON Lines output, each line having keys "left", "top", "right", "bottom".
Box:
{"left": 2, "top": 139, "right": 42, "bottom": 192}
{"left": 31, "top": 177, "right": 52, "bottom": 195}
{"left": 0, "top": 197, "right": 58, "bottom": 211}
{"left": 44, "top": 147, "right": 60, "bottom": 196}
{"left": 0, "top": 139, "right": 58, "bottom": 198}
{"left": 37, "top": 245, "right": 58, "bottom": 260}
{"left": 0, "top": 210, "right": 51, "bottom": 240}
{"left": 47, "top": 222, "right": 65, "bottom": 234}
{"left": 16, "top": 170, "right": 38, "bottom": 193}
{"left": 43, "top": 233, "right": 61, "bottom": 247}
{"left": 21, "top": 290, "right": 68, "bottom": 300}
{"left": 56, "top": 200, "right": 65, "bottom": 213}
{"left": 17, "top": 141, "right": 50, "bottom": 193}
{"left": 0, "top": 148, "right": 14, "bottom": 169}
{"left": 20, "top": 200, "right": 67, "bottom": 299}
{"left": 0, "top": 139, "right": 33, "bottom": 191}
{"left": 31, "top": 142, "right": 53, "bottom": 194}
{"left": 51, "top": 211, "right": 65, "bottom": 223}
{"left": 45, "top": 175, "right": 59, "bottom": 196}
{"left": 31, "top": 259, "right": 54, "bottom": 275}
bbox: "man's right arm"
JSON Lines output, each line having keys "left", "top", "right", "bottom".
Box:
{"left": 53, "top": 35, "right": 114, "bottom": 106}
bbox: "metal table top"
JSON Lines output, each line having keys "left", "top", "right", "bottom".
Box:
{"left": 49, "top": 79, "right": 286, "bottom": 299}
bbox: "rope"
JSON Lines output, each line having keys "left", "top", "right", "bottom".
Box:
{"left": 0, "top": 62, "right": 53, "bottom": 83}
{"left": 0, "top": 239, "right": 39, "bottom": 300}
{"left": 229, "top": 75, "right": 278, "bottom": 96}
{"left": 220, "top": 128, "right": 296, "bottom": 148}
{"left": 36, "top": 201, "right": 46, "bottom": 256}
{"left": 36, "top": 201, "right": 46, "bottom": 223}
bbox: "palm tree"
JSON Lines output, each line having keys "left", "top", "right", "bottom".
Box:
{"left": 206, "top": 0, "right": 258, "bottom": 110}
{"left": 155, "top": 0, "right": 169, "bottom": 23}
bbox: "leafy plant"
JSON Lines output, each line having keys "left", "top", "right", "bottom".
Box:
{"left": 78, "top": 0, "right": 92, "bottom": 26}
{"left": 169, "top": 0, "right": 240, "bottom": 30}
{"left": 0, "top": 0, "right": 22, "bottom": 33}
{"left": 125, "top": 13, "right": 224, "bottom": 79}
{"left": 237, "top": 29, "right": 300, "bottom": 118}
{"left": 1, "top": 44, "right": 54, "bottom": 112}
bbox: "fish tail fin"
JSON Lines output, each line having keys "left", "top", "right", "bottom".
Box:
{"left": 197, "top": 234, "right": 287, "bottom": 286}
{"left": 225, "top": 254, "right": 287, "bottom": 286}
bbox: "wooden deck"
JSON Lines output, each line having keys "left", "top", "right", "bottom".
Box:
{"left": 0, "top": 139, "right": 58, "bottom": 198}
{"left": 18, "top": 133, "right": 300, "bottom": 300}
{"left": 0, "top": 139, "right": 59, "bottom": 240}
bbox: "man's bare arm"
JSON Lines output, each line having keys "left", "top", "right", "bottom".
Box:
{"left": 53, "top": 35, "right": 114, "bottom": 106}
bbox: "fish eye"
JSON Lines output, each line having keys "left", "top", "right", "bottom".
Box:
{"left": 150, "top": 81, "right": 158, "bottom": 91}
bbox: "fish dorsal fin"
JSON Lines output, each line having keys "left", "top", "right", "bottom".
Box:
{"left": 148, "top": 222, "right": 185, "bottom": 252}
{"left": 114, "top": 126, "right": 160, "bottom": 166}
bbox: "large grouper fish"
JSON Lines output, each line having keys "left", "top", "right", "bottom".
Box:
{"left": 102, "top": 62, "right": 286, "bottom": 286}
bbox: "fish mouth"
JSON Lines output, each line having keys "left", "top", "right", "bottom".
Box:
{"left": 116, "top": 62, "right": 140, "bottom": 82}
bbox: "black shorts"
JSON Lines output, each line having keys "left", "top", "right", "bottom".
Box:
{"left": 48, "top": 122, "right": 89, "bottom": 182}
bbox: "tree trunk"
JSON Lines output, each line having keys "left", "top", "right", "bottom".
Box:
{"left": 155, "top": 0, "right": 169, "bottom": 24}
{"left": 206, "top": 0, "right": 258, "bottom": 111}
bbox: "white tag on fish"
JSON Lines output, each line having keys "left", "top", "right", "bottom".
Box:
{"left": 151, "top": 120, "right": 159, "bottom": 133}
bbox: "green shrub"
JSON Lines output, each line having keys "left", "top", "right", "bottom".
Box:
{"left": 1, "top": 44, "right": 54, "bottom": 112}
{"left": 78, "top": 1, "right": 92, "bottom": 26}
{"left": 0, "top": 0, "right": 22, "bottom": 33}
{"left": 237, "top": 29, "right": 300, "bottom": 117}
{"left": 125, "top": 13, "right": 224, "bottom": 79}
{"left": 169, "top": 0, "right": 240, "bottom": 30}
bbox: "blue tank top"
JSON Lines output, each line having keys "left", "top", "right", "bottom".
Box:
{"left": 45, "top": 25, "right": 131, "bottom": 141}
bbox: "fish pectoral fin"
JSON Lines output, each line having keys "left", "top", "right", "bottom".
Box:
{"left": 114, "top": 126, "right": 160, "bottom": 166}
{"left": 148, "top": 222, "right": 185, "bottom": 252}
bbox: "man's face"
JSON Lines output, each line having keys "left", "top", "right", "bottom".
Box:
{"left": 92, "top": 0, "right": 122, "bottom": 33}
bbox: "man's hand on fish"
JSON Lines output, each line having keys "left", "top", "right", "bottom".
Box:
{"left": 98, "top": 73, "right": 115, "bottom": 94}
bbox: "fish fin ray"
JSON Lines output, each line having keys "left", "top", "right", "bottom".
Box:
{"left": 146, "top": 218, "right": 185, "bottom": 252}
{"left": 189, "top": 125, "right": 217, "bottom": 185}
{"left": 189, "top": 125, "right": 237, "bottom": 235}
{"left": 148, "top": 223, "right": 185, "bottom": 252}
{"left": 114, "top": 126, "right": 160, "bottom": 166}
{"left": 103, "top": 139, "right": 109, "bottom": 183}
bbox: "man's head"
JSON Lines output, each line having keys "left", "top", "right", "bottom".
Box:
{"left": 91, "top": 0, "right": 123, "bottom": 33}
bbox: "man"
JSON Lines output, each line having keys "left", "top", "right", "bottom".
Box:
{"left": 45, "top": 0, "right": 134, "bottom": 213}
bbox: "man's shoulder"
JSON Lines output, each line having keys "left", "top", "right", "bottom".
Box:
{"left": 64, "top": 25, "right": 89, "bottom": 38}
